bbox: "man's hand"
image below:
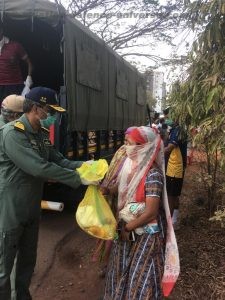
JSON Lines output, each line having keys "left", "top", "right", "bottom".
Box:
{"left": 84, "top": 160, "right": 94, "bottom": 165}
{"left": 80, "top": 177, "right": 99, "bottom": 186}
{"left": 164, "top": 143, "right": 175, "bottom": 154}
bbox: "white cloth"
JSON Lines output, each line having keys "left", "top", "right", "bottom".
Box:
{"left": 21, "top": 75, "right": 33, "bottom": 96}
{"left": 117, "top": 126, "right": 161, "bottom": 210}
{"left": 0, "top": 36, "right": 9, "bottom": 55}
{"left": 172, "top": 209, "right": 179, "bottom": 224}
{"left": 21, "top": 85, "right": 30, "bottom": 97}
{"left": 85, "top": 160, "right": 94, "bottom": 165}
{"left": 119, "top": 202, "right": 146, "bottom": 235}
{"left": 24, "top": 75, "right": 33, "bottom": 88}
{"left": 80, "top": 177, "right": 99, "bottom": 186}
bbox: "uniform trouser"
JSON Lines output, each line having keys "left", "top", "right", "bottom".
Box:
{"left": 0, "top": 219, "right": 39, "bottom": 300}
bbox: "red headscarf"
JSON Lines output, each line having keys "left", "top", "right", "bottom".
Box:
{"left": 125, "top": 126, "right": 161, "bottom": 202}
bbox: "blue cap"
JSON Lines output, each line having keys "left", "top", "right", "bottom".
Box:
{"left": 25, "top": 87, "right": 65, "bottom": 112}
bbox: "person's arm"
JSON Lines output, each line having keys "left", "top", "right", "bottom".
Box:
{"left": 100, "top": 185, "right": 118, "bottom": 196}
{"left": 16, "top": 42, "right": 33, "bottom": 86}
{"left": 49, "top": 146, "right": 83, "bottom": 170}
{"left": 3, "top": 129, "right": 81, "bottom": 189}
{"left": 164, "top": 142, "right": 176, "bottom": 154}
{"left": 24, "top": 56, "right": 33, "bottom": 76}
{"left": 124, "top": 168, "right": 163, "bottom": 232}
{"left": 164, "top": 126, "right": 180, "bottom": 154}
{"left": 125, "top": 197, "right": 160, "bottom": 232}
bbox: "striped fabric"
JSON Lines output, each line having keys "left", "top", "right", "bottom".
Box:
{"left": 145, "top": 167, "right": 163, "bottom": 198}
{"left": 104, "top": 212, "right": 166, "bottom": 300}
{"left": 104, "top": 168, "right": 167, "bottom": 300}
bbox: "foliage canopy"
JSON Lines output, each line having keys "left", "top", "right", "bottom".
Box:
{"left": 168, "top": 0, "right": 225, "bottom": 213}
{"left": 60, "top": 0, "right": 185, "bottom": 64}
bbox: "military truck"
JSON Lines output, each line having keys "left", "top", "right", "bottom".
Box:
{"left": 0, "top": 0, "right": 147, "bottom": 203}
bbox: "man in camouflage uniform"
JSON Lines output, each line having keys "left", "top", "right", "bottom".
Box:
{"left": 0, "top": 87, "right": 95, "bottom": 300}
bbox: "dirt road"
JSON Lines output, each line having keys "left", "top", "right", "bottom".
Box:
{"left": 30, "top": 163, "right": 225, "bottom": 299}
{"left": 30, "top": 209, "right": 105, "bottom": 300}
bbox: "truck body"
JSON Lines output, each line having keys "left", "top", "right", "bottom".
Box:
{"left": 0, "top": 0, "right": 147, "bottom": 203}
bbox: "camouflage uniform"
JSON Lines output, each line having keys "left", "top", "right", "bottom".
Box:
{"left": 0, "top": 114, "right": 83, "bottom": 300}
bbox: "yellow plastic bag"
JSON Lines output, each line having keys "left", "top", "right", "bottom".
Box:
{"left": 76, "top": 186, "right": 117, "bottom": 240}
{"left": 77, "top": 159, "right": 108, "bottom": 182}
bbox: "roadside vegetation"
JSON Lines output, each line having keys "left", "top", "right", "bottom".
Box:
{"left": 169, "top": 0, "right": 225, "bottom": 221}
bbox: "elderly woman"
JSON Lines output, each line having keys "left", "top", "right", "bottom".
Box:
{"left": 103, "top": 126, "right": 179, "bottom": 300}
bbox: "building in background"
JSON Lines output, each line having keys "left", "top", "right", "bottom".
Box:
{"left": 145, "top": 70, "right": 166, "bottom": 112}
{"left": 161, "top": 81, "right": 167, "bottom": 110}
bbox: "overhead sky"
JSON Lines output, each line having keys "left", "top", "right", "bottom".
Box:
{"left": 50, "top": 0, "right": 195, "bottom": 85}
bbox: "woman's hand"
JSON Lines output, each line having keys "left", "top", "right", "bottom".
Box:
{"left": 118, "top": 223, "right": 134, "bottom": 241}
{"left": 125, "top": 223, "right": 133, "bottom": 232}
{"left": 120, "top": 226, "right": 131, "bottom": 241}
{"left": 123, "top": 197, "right": 160, "bottom": 231}
{"left": 100, "top": 186, "right": 109, "bottom": 195}
{"left": 100, "top": 185, "right": 118, "bottom": 196}
{"left": 108, "top": 185, "right": 118, "bottom": 196}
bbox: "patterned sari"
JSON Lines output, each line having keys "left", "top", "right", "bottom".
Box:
{"left": 104, "top": 127, "right": 179, "bottom": 299}
{"left": 104, "top": 168, "right": 166, "bottom": 300}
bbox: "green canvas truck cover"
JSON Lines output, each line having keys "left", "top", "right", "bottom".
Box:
{"left": 0, "top": 0, "right": 146, "bottom": 131}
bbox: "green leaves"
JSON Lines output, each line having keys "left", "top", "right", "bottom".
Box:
{"left": 206, "top": 87, "right": 216, "bottom": 112}
{"left": 167, "top": 0, "right": 225, "bottom": 213}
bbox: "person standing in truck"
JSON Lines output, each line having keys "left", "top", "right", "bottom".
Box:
{"left": 0, "top": 21, "right": 33, "bottom": 105}
{"left": 0, "top": 86, "right": 97, "bottom": 300}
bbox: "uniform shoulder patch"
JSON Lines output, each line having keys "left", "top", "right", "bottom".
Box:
{"left": 14, "top": 121, "right": 25, "bottom": 132}
{"left": 41, "top": 127, "right": 50, "bottom": 133}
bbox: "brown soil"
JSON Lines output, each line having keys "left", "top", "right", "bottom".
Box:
{"left": 32, "top": 161, "right": 225, "bottom": 300}
{"left": 168, "top": 164, "right": 225, "bottom": 300}
{"left": 32, "top": 229, "right": 105, "bottom": 300}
